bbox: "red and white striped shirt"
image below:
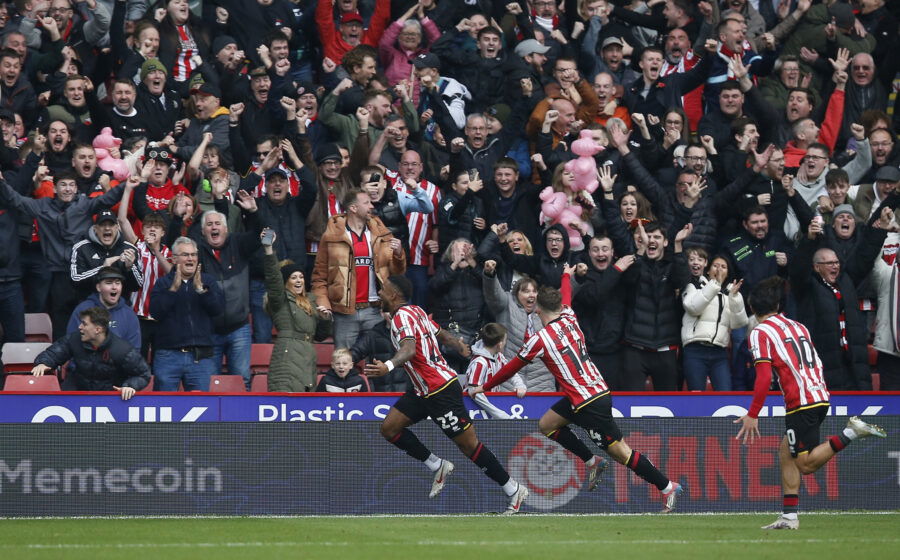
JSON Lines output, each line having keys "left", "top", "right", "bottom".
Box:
{"left": 466, "top": 349, "right": 508, "bottom": 392}
{"left": 388, "top": 171, "right": 440, "bottom": 266}
{"left": 172, "top": 25, "right": 197, "bottom": 81}
{"left": 486, "top": 307, "right": 608, "bottom": 407}
{"left": 748, "top": 314, "right": 830, "bottom": 415}
{"left": 390, "top": 304, "right": 457, "bottom": 396}
{"left": 131, "top": 241, "right": 172, "bottom": 319}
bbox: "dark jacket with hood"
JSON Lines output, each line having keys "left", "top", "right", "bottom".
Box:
{"left": 572, "top": 263, "right": 626, "bottom": 355}
{"left": 428, "top": 260, "right": 484, "bottom": 336}
{"left": 34, "top": 331, "right": 150, "bottom": 392}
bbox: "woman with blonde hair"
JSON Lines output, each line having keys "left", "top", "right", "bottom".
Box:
{"left": 261, "top": 228, "right": 328, "bottom": 391}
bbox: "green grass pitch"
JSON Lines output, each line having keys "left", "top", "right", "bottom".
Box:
{"left": 0, "top": 513, "right": 897, "bottom": 560}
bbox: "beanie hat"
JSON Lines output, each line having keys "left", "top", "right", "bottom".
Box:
{"left": 140, "top": 58, "right": 167, "bottom": 81}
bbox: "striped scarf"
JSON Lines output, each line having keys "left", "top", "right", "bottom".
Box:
{"left": 821, "top": 277, "right": 849, "bottom": 351}
{"left": 890, "top": 264, "right": 900, "bottom": 353}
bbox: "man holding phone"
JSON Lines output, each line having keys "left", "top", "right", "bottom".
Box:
{"left": 360, "top": 165, "right": 434, "bottom": 252}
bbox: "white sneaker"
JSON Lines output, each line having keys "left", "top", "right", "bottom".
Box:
{"left": 429, "top": 460, "right": 454, "bottom": 498}
{"left": 502, "top": 483, "right": 529, "bottom": 515}
{"left": 847, "top": 416, "right": 887, "bottom": 439}
{"left": 661, "top": 482, "right": 683, "bottom": 513}
{"left": 586, "top": 456, "right": 610, "bottom": 491}
{"left": 761, "top": 516, "right": 799, "bottom": 530}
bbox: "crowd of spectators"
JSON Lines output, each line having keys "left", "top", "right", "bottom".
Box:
{"left": 1, "top": 0, "right": 899, "bottom": 394}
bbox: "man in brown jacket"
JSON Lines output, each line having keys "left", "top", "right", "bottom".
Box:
{"left": 312, "top": 189, "right": 406, "bottom": 348}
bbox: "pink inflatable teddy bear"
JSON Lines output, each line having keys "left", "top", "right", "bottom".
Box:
{"left": 564, "top": 129, "right": 604, "bottom": 194}
{"left": 92, "top": 127, "right": 130, "bottom": 181}
{"left": 539, "top": 187, "right": 586, "bottom": 247}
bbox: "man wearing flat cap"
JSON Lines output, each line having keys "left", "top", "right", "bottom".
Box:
{"left": 855, "top": 166, "right": 900, "bottom": 221}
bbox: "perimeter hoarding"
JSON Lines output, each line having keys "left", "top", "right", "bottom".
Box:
{"left": 0, "top": 393, "right": 897, "bottom": 423}
{"left": 0, "top": 418, "right": 897, "bottom": 516}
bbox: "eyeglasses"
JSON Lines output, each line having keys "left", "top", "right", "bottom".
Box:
{"left": 546, "top": 238, "right": 564, "bottom": 244}
{"left": 684, "top": 155, "right": 707, "bottom": 162}
{"left": 815, "top": 261, "right": 840, "bottom": 266}
{"left": 805, "top": 154, "right": 828, "bottom": 161}
{"left": 177, "top": 252, "right": 198, "bottom": 258}
{"left": 871, "top": 141, "right": 894, "bottom": 148}
{"left": 48, "top": 7, "right": 73, "bottom": 15}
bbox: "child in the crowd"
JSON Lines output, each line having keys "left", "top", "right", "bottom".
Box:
{"left": 315, "top": 347, "right": 369, "bottom": 392}
{"left": 465, "top": 323, "right": 526, "bottom": 419}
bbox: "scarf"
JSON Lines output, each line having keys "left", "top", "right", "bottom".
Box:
{"left": 890, "top": 263, "right": 900, "bottom": 353}
{"left": 820, "top": 276, "right": 849, "bottom": 352}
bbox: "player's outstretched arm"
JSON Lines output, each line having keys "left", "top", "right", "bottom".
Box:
{"left": 734, "top": 415, "right": 760, "bottom": 444}
{"left": 436, "top": 329, "right": 471, "bottom": 358}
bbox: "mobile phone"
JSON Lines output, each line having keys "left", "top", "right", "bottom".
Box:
{"left": 370, "top": 172, "right": 381, "bottom": 183}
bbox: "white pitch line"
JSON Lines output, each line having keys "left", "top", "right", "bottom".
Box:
{"left": 4, "top": 537, "right": 900, "bottom": 550}
{"left": 1, "top": 511, "right": 898, "bottom": 520}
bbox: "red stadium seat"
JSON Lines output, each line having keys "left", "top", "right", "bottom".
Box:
{"left": 2, "top": 342, "right": 52, "bottom": 373}
{"left": 872, "top": 373, "right": 881, "bottom": 392}
{"left": 315, "top": 373, "right": 325, "bottom": 388}
{"left": 3, "top": 374, "right": 61, "bottom": 391}
{"left": 250, "top": 343, "right": 273, "bottom": 374}
{"left": 868, "top": 345, "right": 877, "bottom": 367}
{"left": 250, "top": 374, "right": 268, "bottom": 392}
{"left": 315, "top": 342, "right": 335, "bottom": 370}
{"left": 24, "top": 313, "right": 53, "bottom": 342}
{"left": 209, "top": 375, "right": 247, "bottom": 392}
{"left": 139, "top": 376, "right": 155, "bottom": 392}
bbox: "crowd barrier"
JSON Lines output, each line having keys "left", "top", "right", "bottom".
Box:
{"left": 0, "top": 394, "right": 897, "bottom": 516}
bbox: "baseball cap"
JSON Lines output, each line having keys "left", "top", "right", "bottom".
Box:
{"left": 94, "top": 210, "right": 117, "bottom": 224}
{"left": 601, "top": 36, "right": 624, "bottom": 50}
{"left": 190, "top": 82, "right": 222, "bottom": 98}
{"left": 833, "top": 204, "right": 855, "bottom": 218}
{"left": 340, "top": 12, "right": 363, "bottom": 25}
{"left": 828, "top": 2, "right": 855, "bottom": 29}
{"left": 514, "top": 39, "right": 550, "bottom": 58}
{"left": 875, "top": 166, "right": 900, "bottom": 183}
{"left": 95, "top": 266, "right": 125, "bottom": 283}
{"left": 265, "top": 168, "right": 289, "bottom": 180}
{"left": 412, "top": 52, "right": 441, "bottom": 70}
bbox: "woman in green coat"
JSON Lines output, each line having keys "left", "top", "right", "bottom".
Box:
{"left": 262, "top": 230, "right": 325, "bottom": 391}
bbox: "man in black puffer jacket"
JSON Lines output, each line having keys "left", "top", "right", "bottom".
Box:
{"left": 788, "top": 212, "right": 890, "bottom": 390}
{"left": 32, "top": 306, "right": 149, "bottom": 398}
{"left": 350, "top": 312, "right": 408, "bottom": 392}
{"left": 619, "top": 222, "right": 691, "bottom": 391}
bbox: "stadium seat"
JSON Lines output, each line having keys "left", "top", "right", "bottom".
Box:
{"left": 209, "top": 375, "right": 247, "bottom": 392}
{"left": 872, "top": 373, "right": 880, "bottom": 392}
{"left": 250, "top": 343, "right": 273, "bottom": 374}
{"left": 24, "top": 313, "right": 53, "bottom": 342}
{"left": 2, "top": 342, "right": 52, "bottom": 373}
{"left": 138, "top": 375, "right": 155, "bottom": 392}
{"left": 868, "top": 345, "right": 877, "bottom": 367}
{"left": 250, "top": 374, "right": 268, "bottom": 393}
{"left": 315, "top": 342, "right": 335, "bottom": 370}
{"left": 3, "top": 374, "right": 61, "bottom": 391}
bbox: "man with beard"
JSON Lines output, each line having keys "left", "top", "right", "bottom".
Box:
{"left": 572, "top": 236, "right": 630, "bottom": 389}
{"left": 623, "top": 43, "right": 713, "bottom": 121}
{"left": 335, "top": 46, "right": 377, "bottom": 116}
{"left": 660, "top": 27, "right": 703, "bottom": 130}
{"left": 321, "top": 80, "right": 417, "bottom": 155}
{"left": 860, "top": 128, "right": 899, "bottom": 183}
{"left": 101, "top": 80, "right": 150, "bottom": 141}
{"left": 134, "top": 58, "right": 182, "bottom": 142}
{"left": 788, "top": 208, "right": 892, "bottom": 390}
{"left": 855, "top": 166, "right": 900, "bottom": 222}
{"left": 703, "top": 18, "right": 776, "bottom": 111}
{"left": 70, "top": 210, "right": 141, "bottom": 300}
{"left": 42, "top": 120, "right": 74, "bottom": 174}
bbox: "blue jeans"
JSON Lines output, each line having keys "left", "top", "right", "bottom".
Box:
{"left": 212, "top": 323, "right": 252, "bottom": 388}
{"left": 249, "top": 279, "right": 273, "bottom": 343}
{"left": 0, "top": 281, "right": 25, "bottom": 342}
{"left": 730, "top": 327, "right": 755, "bottom": 390}
{"left": 406, "top": 264, "right": 430, "bottom": 309}
{"left": 683, "top": 343, "right": 731, "bottom": 391}
{"left": 153, "top": 349, "right": 216, "bottom": 391}
{"left": 333, "top": 306, "right": 384, "bottom": 349}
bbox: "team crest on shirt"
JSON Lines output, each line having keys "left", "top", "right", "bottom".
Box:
{"left": 507, "top": 432, "right": 586, "bottom": 510}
